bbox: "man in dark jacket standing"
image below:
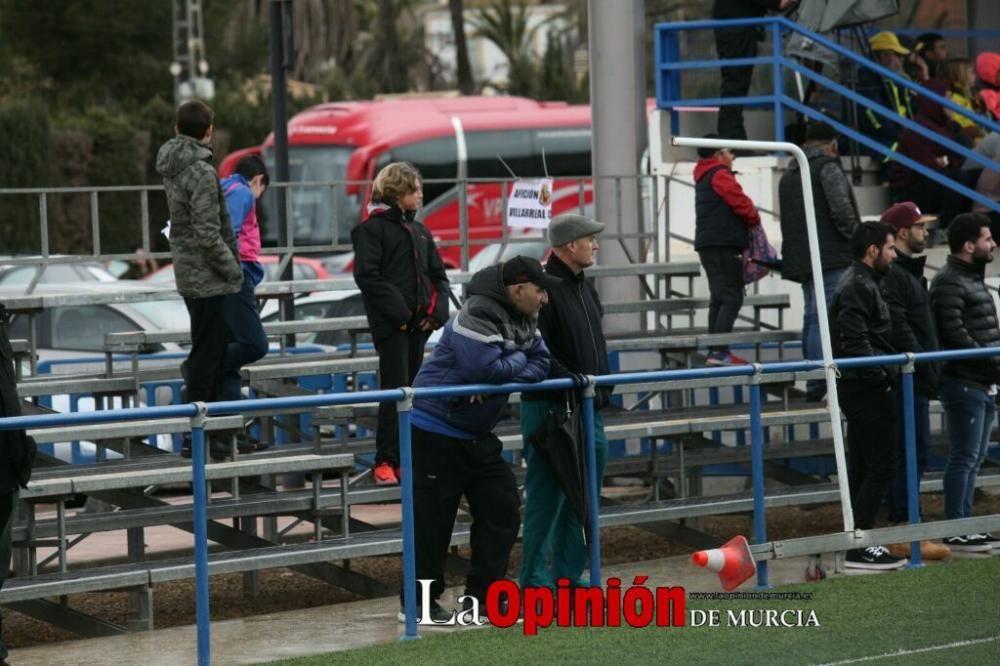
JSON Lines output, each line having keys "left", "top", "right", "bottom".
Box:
{"left": 353, "top": 162, "right": 450, "bottom": 486}
{"left": 830, "top": 221, "right": 907, "bottom": 571}
{"left": 520, "top": 214, "right": 609, "bottom": 591}
{"left": 156, "top": 101, "right": 243, "bottom": 409}
{"left": 407, "top": 257, "right": 556, "bottom": 621}
{"left": 929, "top": 213, "right": 1000, "bottom": 552}
{"left": 712, "top": 0, "right": 795, "bottom": 140}
{"left": 694, "top": 139, "right": 760, "bottom": 365}
{"left": 779, "top": 123, "right": 860, "bottom": 400}
{"left": 0, "top": 308, "right": 35, "bottom": 665}
{"left": 878, "top": 203, "right": 950, "bottom": 561}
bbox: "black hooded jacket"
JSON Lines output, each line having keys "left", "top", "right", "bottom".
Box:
{"left": 929, "top": 255, "right": 1000, "bottom": 389}
{"left": 351, "top": 205, "right": 450, "bottom": 343}
{"left": 523, "top": 253, "right": 612, "bottom": 409}
{"left": 881, "top": 251, "right": 940, "bottom": 397}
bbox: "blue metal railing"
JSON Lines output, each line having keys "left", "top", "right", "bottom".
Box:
{"left": 2, "top": 347, "right": 1000, "bottom": 662}
{"left": 654, "top": 16, "right": 1000, "bottom": 216}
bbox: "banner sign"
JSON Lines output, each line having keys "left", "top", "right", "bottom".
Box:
{"left": 506, "top": 178, "right": 554, "bottom": 229}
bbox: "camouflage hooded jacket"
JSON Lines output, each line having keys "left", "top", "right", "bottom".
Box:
{"left": 155, "top": 135, "right": 242, "bottom": 298}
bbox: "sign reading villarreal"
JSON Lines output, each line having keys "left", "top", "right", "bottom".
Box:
{"left": 506, "top": 178, "right": 554, "bottom": 229}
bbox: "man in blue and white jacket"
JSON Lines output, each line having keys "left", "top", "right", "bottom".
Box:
{"left": 404, "top": 256, "right": 558, "bottom": 621}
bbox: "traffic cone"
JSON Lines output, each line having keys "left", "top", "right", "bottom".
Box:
{"left": 691, "top": 535, "right": 757, "bottom": 591}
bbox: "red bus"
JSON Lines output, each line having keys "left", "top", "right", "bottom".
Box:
{"left": 220, "top": 95, "right": 593, "bottom": 268}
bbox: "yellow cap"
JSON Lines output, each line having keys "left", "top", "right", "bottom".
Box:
{"left": 869, "top": 31, "right": 910, "bottom": 55}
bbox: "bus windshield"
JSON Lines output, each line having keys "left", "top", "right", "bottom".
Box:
{"left": 260, "top": 145, "right": 360, "bottom": 246}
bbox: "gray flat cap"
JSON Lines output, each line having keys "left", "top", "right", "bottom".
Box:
{"left": 547, "top": 214, "right": 606, "bottom": 247}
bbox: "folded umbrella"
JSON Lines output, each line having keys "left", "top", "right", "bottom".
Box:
{"left": 528, "top": 395, "right": 592, "bottom": 544}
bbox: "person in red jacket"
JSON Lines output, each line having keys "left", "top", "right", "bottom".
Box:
{"left": 693, "top": 137, "right": 761, "bottom": 365}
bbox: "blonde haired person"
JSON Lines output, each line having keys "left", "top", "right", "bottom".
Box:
{"left": 352, "top": 162, "right": 451, "bottom": 485}
{"left": 938, "top": 57, "right": 987, "bottom": 145}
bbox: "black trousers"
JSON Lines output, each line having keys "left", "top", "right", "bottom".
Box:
{"left": 698, "top": 247, "right": 745, "bottom": 352}
{"left": 183, "top": 295, "right": 230, "bottom": 403}
{"left": 839, "top": 382, "right": 898, "bottom": 530}
{"left": 715, "top": 26, "right": 759, "bottom": 141}
{"left": 374, "top": 329, "right": 429, "bottom": 466}
{"left": 408, "top": 426, "right": 521, "bottom": 605}
{"left": 0, "top": 490, "right": 15, "bottom": 661}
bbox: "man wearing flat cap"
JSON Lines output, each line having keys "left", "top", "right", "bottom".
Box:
{"left": 406, "top": 256, "right": 557, "bottom": 621}
{"left": 520, "top": 213, "right": 610, "bottom": 590}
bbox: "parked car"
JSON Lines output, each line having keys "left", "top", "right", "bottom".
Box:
{"left": 0, "top": 261, "right": 118, "bottom": 288}
{"left": 144, "top": 254, "right": 332, "bottom": 285}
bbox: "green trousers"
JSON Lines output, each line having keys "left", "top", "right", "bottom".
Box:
{"left": 519, "top": 400, "right": 607, "bottom": 589}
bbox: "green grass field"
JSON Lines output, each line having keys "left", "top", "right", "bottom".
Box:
{"left": 271, "top": 555, "right": 1000, "bottom": 665}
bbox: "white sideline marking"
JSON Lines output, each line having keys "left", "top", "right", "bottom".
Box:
{"left": 813, "top": 635, "right": 1000, "bottom": 665}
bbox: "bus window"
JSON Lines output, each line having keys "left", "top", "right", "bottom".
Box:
{"left": 534, "top": 128, "right": 592, "bottom": 177}
{"left": 465, "top": 130, "right": 536, "bottom": 179}
{"left": 260, "top": 145, "right": 359, "bottom": 244}
{"left": 378, "top": 136, "right": 459, "bottom": 206}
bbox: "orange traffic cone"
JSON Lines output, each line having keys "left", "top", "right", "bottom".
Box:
{"left": 691, "top": 535, "right": 757, "bottom": 591}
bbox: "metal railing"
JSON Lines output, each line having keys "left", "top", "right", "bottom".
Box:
{"left": 0, "top": 172, "right": 661, "bottom": 283}
{"left": 3, "top": 346, "right": 1000, "bottom": 662}
{"left": 654, "top": 16, "right": 1000, "bottom": 216}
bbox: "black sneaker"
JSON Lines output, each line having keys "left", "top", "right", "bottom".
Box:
{"left": 944, "top": 534, "right": 994, "bottom": 552}
{"left": 397, "top": 601, "right": 453, "bottom": 624}
{"left": 845, "top": 545, "right": 907, "bottom": 570}
{"left": 983, "top": 533, "right": 1000, "bottom": 550}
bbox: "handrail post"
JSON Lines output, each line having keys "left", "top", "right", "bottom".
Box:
{"left": 748, "top": 364, "right": 770, "bottom": 588}
{"left": 189, "top": 401, "right": 211, "bottom": 666}
{"left": 581, "top": 375, "right": 601, "bottom": 586}
{"left": 397, "top": 387, "right": 420, "bottom": 641}
{"left": 771, "top": 21, "right": 784, "bottom": 143}
{"left": 901, "top": 354, "right": 923, "bottom": 568}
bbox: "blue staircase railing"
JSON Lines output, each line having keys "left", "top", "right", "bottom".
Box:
{"left": 654, "top": 16, "right": 1000, "bottom": 216}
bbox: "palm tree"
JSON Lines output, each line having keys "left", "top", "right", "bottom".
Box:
{"left": 469, "top": 0, "right": 549, "bottom": 95}
{"left": 448, "top": 0, "right": 475, "bottom": 94}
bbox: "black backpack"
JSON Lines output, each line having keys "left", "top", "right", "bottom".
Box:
{"left": 0, "top": 306, "right": 36, "bottom": 490}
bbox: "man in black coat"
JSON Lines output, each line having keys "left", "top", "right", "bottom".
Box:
{"left": 520, "top": 213, "right": 610, "bottom": 591}
{"left": 778, "top": 123, "right": 860, "bottom": 400}
{"left": 830, "top": 221, "right": 907, "bottom": 571}
{"left": 878, "top": 202, "right": 950, "bottom": 561}
{"left": 929, "top": 213, "right": 1000, "bottom": 552}
{"left": 0, "top": 307, "right": 36, "bottom": 665}
{"left": 712, "top": 0, "right": 796, "bottom": 140}
{"left": 352, "top": 162, "right": 450, "bottom": 485}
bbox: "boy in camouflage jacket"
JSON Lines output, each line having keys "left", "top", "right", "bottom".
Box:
{"left": 156, "top": 101, "right": 242, "bottom": 406}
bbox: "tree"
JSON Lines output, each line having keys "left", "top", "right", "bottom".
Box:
{"left": 449, "top": 0, "right": 475, "bottom": 94}
{"left": 469, "top": 0, "right": 548, "bottom": 96}
{"left": 0, "top": 0, "right": 172, "bottom": 109}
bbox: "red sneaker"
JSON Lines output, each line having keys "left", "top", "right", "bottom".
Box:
{"left": 374, "top": 462, "right": 399, "bottom": 486}
{"left": 706, "top": 351, "right": 750, "bottom": 366}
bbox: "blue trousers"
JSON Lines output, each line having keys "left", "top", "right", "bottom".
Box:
{"left": 222, "top": 274, "right": 268, "bottom": 402}
{"left": 940, "top": 379, "right": 995, "bottom": 520}
{"left": 519, "top": 400, "right": 607, "bottom": 589}
{"left": 802, "top": 267, "right": 847, "bottom": 398}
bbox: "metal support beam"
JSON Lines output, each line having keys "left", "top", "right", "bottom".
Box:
{"left": 587, "top": 0, "right": 646, "bottom": 335}
{"left": 6, "top": 599, "right": 127, "bottom": 638}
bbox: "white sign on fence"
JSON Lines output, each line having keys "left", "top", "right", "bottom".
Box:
{"left": 506, "top": 178, "right": 554, "bottom": 229}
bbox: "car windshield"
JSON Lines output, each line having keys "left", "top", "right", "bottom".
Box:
{"left": 260, "top": 146, "right": 360, "bottom": 246}
{"left": 468, "top": 240, "right": 549, "bottom": 272}
{"left": 0, "top": 263, "right": 117, "bottom": 286}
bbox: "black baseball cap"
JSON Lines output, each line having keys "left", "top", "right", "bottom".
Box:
{"left": 501, "top": 256, "right": 562, "bottom": 289}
